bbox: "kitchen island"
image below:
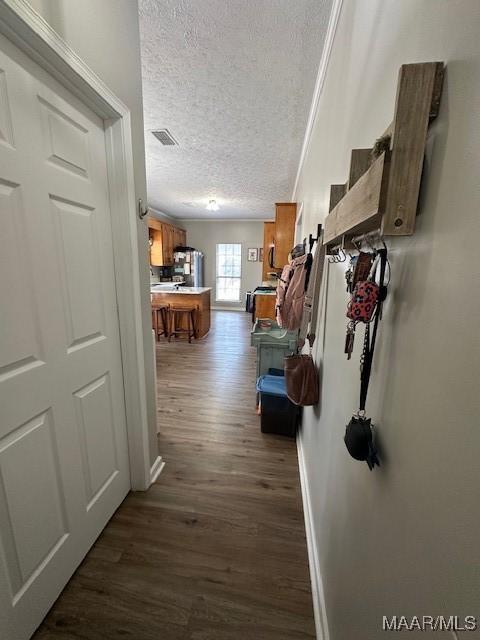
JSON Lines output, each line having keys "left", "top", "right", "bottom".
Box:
{"left": 151, "top": 286, "right": 211, "bottom": 339}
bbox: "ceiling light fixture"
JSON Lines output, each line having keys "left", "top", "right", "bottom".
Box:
{"left": 206, "top": 199, "right": 219, "bottom": 211}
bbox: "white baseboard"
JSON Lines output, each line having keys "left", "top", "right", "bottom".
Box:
{"left": 297, "top": 433, "right": 330, "bottom": 640}
{"left": 211, "top": 305, "right": 244, "bottom": 311}
{"left": 149, "top": 455, "right": 165, "bottom": 485}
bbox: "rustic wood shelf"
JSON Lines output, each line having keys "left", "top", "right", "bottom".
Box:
{"left": 324, "top": 152, "right": 389, "bottom": 244}
{"left": 323, "top": 61, "right": 445, "bottom": 249}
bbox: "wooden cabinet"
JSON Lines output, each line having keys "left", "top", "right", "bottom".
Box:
{"left": 164, "top": 224, "right": 175, "bottom": 265}
{"left": 261, "top": 203, "right": 297, "bottom": 279}
{"left": 149, "top": 227, "right": 164, "bottom": 266}
{"left": 148, "top": 216, "right": 186, "bottom": 266}
{"left": 254, "top": 294, "right": 276, "bottom": 320}
{"left": 262, "top": 221, "right": 276, "bottom": 280}
{"left": 173, "top": 226, "right": 186, "bottom": 250}
{"left": 273, "top": 203, "right": 296, "bottom": 268}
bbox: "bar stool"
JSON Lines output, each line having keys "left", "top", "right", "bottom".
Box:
{"left": 152, "top": 304, "right": 169, "bottom": 340}
{"left": 168, "top": 306, "right": 197, "bottom": 343}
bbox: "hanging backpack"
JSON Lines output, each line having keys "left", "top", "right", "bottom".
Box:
{"left": 276, "top": 253, "right": 311, "bottom": 330}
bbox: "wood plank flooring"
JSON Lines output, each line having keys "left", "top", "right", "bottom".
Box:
{"left": 34, "top": 310, "right": 315, "bottom": 640}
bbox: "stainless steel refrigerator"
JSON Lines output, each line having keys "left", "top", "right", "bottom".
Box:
{"left": 173, "top": 248, "right": 204, "bottom": 287}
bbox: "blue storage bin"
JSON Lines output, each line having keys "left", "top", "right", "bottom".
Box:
{"left": 256, "top": 372, "right": 300, "bottom": 437}
{"left": 256, "top": 374, "right": 287, "bottom": 397}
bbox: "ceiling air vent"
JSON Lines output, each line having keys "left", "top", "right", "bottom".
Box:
{"left": 152, "top": 129, "right": 178, "bottom": 146}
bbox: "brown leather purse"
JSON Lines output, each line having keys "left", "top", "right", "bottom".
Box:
{"left": 284, "top": 353, "right": 319, "bottom": 406}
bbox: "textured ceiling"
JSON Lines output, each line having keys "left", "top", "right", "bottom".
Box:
{"left": 139, "top": 0, "right": 332, "bottom": 220}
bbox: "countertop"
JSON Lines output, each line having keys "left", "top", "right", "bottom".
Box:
{"left": 151, "top": 285, "right": 211, "bottom": 295}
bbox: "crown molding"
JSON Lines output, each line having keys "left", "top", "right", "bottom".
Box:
{"left": 0, "top": 0, "right": 129, "bottom": 119}
{"left": 148, "top": 206, "right": 178, "bottom": 224}
{"left": 181, "top": 217, "right": 271, "bottom": 223}
{"left": 291, "top": 0, "right": 344, "bottom": 200}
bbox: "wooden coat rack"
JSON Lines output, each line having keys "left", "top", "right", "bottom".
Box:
{"left": 323, "top": 61, "right": 445, "bottom": 250}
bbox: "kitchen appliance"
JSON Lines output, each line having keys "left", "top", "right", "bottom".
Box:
{"left": 173, "top": 247, "right": 204, "bottom": 287}
{"left": 245, "top": 291, "right": 253, "bottom": 313}
{"left": 150, "top": 265, "right": 174, "bottom": 283}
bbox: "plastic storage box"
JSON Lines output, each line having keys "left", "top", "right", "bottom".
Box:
{"left": 250, "top": 319, "right": 298, "bottom": 379}
{"left": 256, "top": 371, "right": 300, "bottom": 437}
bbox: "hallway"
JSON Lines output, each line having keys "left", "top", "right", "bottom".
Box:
{"left": 34, "top": 310, "right": 315, "bottom": 639}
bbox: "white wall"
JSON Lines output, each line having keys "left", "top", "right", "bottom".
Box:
{"left": 182, "top": 220, "right": 264, "bottom": 309}
{"left": 296, "top": 2, "right": 480, "bottom": 638}
{"left": 27, "top": 0, "right": 159, "bottom": 468}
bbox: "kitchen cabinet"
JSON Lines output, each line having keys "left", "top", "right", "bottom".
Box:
{"left": 262, "top": 221, "right": 276, "bottom": 280}
{"left": 149, "top": 227, "right": 164, "bottom": 265}
{"left": 261, "top": 203, "right": 297, "bottom": 279}
{"left": 164, "top": 224, "right": 175, "bottom": 265}
{"left": 173, "top": 226, "right": 186, "bottom": 249}
{"left": 273, "top": 202, "right": 296, "bottom": 268}
{"left": 148, "top": 216, "right": 186, "bottom": 266}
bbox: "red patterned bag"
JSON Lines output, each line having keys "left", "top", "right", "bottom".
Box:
{"left": 346, "top": 280, "right": 379, "bottom": 323}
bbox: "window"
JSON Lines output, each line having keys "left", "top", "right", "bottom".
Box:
{"left": 216, "top": 243, "right": 241, "bottom": 301}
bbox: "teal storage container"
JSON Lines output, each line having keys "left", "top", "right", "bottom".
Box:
{"left": 250, "top": 319, "right": 298, "bottom": 379}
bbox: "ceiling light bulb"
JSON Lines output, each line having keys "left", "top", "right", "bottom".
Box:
{"left": 206, "top": 199, "right": 219, "bottom": 211}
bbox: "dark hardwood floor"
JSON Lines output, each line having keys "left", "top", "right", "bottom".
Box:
{"left": 34, "top": 310, "right": 315, "bottom": 640}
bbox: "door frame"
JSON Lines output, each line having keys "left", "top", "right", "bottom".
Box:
{"left": 0, "top": 0, "right": 159, "bottom": 490}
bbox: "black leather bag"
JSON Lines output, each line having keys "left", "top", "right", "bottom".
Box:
{"left": 344, "top": 248, "right": 388, "bottom": 470}
{"left": 344, "top": 415, "right": 379, "bottom": 470}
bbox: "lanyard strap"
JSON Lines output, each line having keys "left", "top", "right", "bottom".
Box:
{"left": 298, "top": 233, "right": 326, "bottom": 348}
{"left": 359, "top": 248, "right": 388, "bottom": 412}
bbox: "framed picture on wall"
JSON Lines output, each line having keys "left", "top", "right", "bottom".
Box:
{"left": 248, "top": 248, "right": 258, "bottom": 262}
{"left": 259, "top": 248, "right": 264, "bottom": 262}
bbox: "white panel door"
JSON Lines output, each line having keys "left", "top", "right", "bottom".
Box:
{"left": 0, "top": 33, "right": 130, "bottom": 640}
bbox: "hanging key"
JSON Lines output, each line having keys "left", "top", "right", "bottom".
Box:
{"left": 344, "top": 321, "right": 356, "bottom": 360}
{"left": 345, "top": 266, "right": 353, "bottom": 293}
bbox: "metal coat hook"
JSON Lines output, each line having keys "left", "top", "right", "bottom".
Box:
{"left": 352, "top": 236, "right": 362, "bottom": 252}
{"left": 328, "top": 235, "right": 347, "bottom": 263}
{"left": 308, "top": 223, "right": 322, "bottom": 252}
{"left": 138, "top": 198, "right": 149, "bottom": 220}
{"left": 329, "top": 248, "right": 346, "bottom": 263}
{"left": 351, "top": 229, "right": 387, "bottom": 253}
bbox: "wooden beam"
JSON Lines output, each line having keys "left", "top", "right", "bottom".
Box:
{"left": 429, "top": 65, "right": 445, "bottom": 120}
{"left": 324, "top": 152, "right": 390, "bottom": 245}
{"left": 348, "top": 149, "right": 372, "bottom": 189}
{"left": 381, "top": 61, "right": 445, "bottom": 235}
{"left": 329, "top": 184, "right": 347, "bottom": 212}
